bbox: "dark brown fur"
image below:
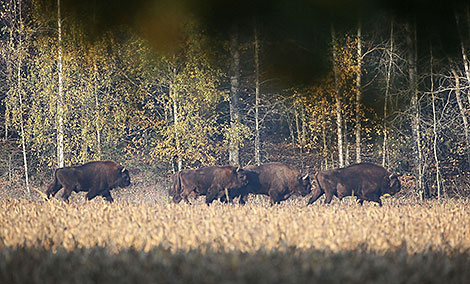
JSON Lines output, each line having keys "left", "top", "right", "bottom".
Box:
{"left": 307, "top": 162, "right": 401, "bottom": 206}
{"left": 240, "top": 162, "right": 312, "bottom": 204}
{"left": 170, "top": 166, "right": 248, "bottom": 204}
{"left": 46, "top": 160, "right": 131, "bottom": 202}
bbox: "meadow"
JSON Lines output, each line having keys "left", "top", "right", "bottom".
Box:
{"left": 0, "top": 184, "right": 469, "bottom": 283}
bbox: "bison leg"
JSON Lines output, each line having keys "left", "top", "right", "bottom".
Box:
{"left": 101, "top": 191, "right": 114, "bottom": 203}
{"left": 60, "top": 186, "right": 74, "bottom": 202}
{"left": 238, "top": 193, "right": 248, "bottom": 205}
{"left": 370, "top": 196, "right": 382, "bottom": 206}
{"left": 324, "top": 191, "right": 334, "bottom": 204}
{"left": 171, "top": 194, "right": 183, "bottom": 203}
{"left": 205, "top": 186, "right": 220, "bottom": 204}
{"left": 268, "top": 191, "right": 282, "bottom": 205}
{"left": 85, "top": 190, "right": 100, "bottom": 201}
{"left": 307, "top": 187, "right": 324, "bottom": 205}
{"left": 218, "top": 188, "right": 230, "bottom": 203}
{"left": 376, "top": 198, "right": 383, "bottom": 206}
{"left": 180, "top": 189, "right": 195, "bottom": 204}
{"left": 363, "top": 193, "right": 383, "bottom": 206}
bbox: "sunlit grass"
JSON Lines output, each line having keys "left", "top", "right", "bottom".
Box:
{"left": 1, "top": 197, "right": 469, "bottom": 254}
{"left": 1, "top": 195, "right": 469, "bottom": 283}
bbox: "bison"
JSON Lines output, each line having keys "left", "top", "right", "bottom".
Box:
{"left": 307, "top": 162, "right": 401, "bottom": 206}
{"left": 46, "top": 160, "right": 131, "bottom": 202}
{"left": 238, "top": 162, "right": 312, "bottom": 204}
{"left": 170, "top": 166, "right": 248, "bottom": 204}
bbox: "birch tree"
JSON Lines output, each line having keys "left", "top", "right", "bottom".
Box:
{"left": 331, "top": 24, "right": 344, "bottom": 168}
{"left": 451, "top": 68, "right": 470, "bottom": 162}
{"left": 429, "top": 48, "right": 441, "bottom": 199}
{"left": 15, "top": 0, "right": 30, "bottom": 193}
{"left": 406, "top": 21, "right": 424, "bottom": 199}
{"left": 56, "top": 0, "right": 64, "bottom": 168}
{"left": 382, "top": 19, "right": 394, "bottom": 167}
{"left": 355, "top": 21, "right": 362, "bottom": 163}
{"left": 229, "top": 24, "right": 241, "bottom": 166}
{"left": 454, "top": 10, "right": 470, "bottom": 104}
{"left": 254, "top": 21, "right": 261, "bottom": 166}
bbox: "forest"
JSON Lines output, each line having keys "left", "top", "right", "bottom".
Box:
{"left": 3, "top": 1, "right": 470, "bottom": 283}
{"left": 1, "top": 0, "right": 470, "bottom": 200}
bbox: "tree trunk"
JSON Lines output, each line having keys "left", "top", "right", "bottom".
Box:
{"left": 295, "top": 108, "right": 305, "bottom": 170}
{"left": 171, "top": 67, "right": 182, "bottom": 172}
{"left": 254, "top": 22, "right": 261, "bottom": 166}
{"left": 322, "top": 114, "right": 328, "bottom": 169}
{"left": 344, "top": 118, "right": 349, "bottom": 166}
{"left": 455, "top": 11, "right": 470, "bottom": 105}
{"left": 451, "top": 68, "right": 470, "bottom": 164}
{"left": 430, "top": 48, "right": 442, "bottom": 199}
{"left": 332, "top": 25, "right": 344, "bottom": 168}
{"left": 229, "top": 25, "right": 241, "bottom": 166}
{"left": 301, "top": 106, "right": 307, "bottom": 170}
{"left": 8, "top": 153, "right": 12, "bottom": 183}
{"left": 467, "top": 4, "right": 470, "bottom": 38}
{"left": 57, "top": 0, "right": 64, "bottom": 168}
{"left": 406, "top": 21, "right": 424, "bottom": 199}
{"left": 93, "top": 61, "right": 102, "bottom": 159}
{"left": 355, "top": 21, "right": 362, "bottom": 163}
{"left": 382, "top": 18, "right": 394, "bottom": 167}
{"left": 5, "top": 25, "right": 13, "bottom": 141}
{"left": 16, "top": 0, "right": 30, "bottom": 194}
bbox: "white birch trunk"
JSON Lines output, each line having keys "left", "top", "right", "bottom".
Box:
{"left": 322, "top": 115, "right": 328, "bottom": 169}
{"left": 16, "top": 0, "right": 30, "bottom": 194}
{"left": 454, "top": 11, "right": 470, "bottom": 105}
{"left": 406, "top": 22, "right": 423, "bottom": 199}
{"left": 93, "top": 62, "right": 102, "bottom": 159}
{"left": 451, "top": 68, "right": 470, "bottom": 162}
{"left": 57, "top": 0, "right": 64, "bottom": 168}
{"left": 229, "top": 25, "right": 241, "bottom": 166}
{"left": 383, "top": 19, "right": 394, "bottom": 167}
{"left": 332, "top": 25, "right": 344, "bottom": 168}
{"left": 355, "top": 21, "right": 362, "bottom": 163}
{"left": 430, "top": 49, "right": 441, "bottom": 199}
{"left": 254, "top": 23, "right": 261, "bottom": 166}
{"left": 171, "top": 67, "right": 182, "bottom": 172}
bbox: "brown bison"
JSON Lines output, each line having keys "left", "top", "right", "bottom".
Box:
{"left": 170, "top": 166, "right": 248, "bottom": 204}
{"left": 46, "top": 160, "right": 131, "bottom": 202}
{"left": 307, "top": 162, "right": 401, "bottom": 206}
{"left": 238, "top": 162, "right": 312, "bottom": 204}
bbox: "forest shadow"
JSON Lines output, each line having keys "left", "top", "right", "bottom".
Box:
{"left": 0, "top": 245, "right": 468, "bottom": 284}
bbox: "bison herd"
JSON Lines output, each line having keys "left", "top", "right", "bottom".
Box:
{"left": 46, "top": 160, "right": 401, "bottom": 206}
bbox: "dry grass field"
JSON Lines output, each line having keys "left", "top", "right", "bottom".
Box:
{"left": 1, "top": 184, "right": 470, "bottom": 283}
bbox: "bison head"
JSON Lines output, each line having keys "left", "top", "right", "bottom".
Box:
{"left": 384, "top": 173, "right": 401, "bottom": 195}
{"left": 295, "top": 174, "right": 312, "bottom": 196}
{"left": 235, "top": 167, "right": 248, "bottom": 188}
{"left": 119, "top": 167, "right": 131, "bottom": 188}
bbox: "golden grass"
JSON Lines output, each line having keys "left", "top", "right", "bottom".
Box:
{"left": 1, "top": 197, "right": 470, "bottom": 283}
{"left": 1, "top": 198, "right": 469, "bottom": 254}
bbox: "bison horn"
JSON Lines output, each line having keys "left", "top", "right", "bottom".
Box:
{"left": 236, "top": 166, "right": 241, "bottom": 172}
{"left": 303, "top": 174, "right": 309, "bottom": 180}
{"left": 122, "top": 167, "right": 126, "bottom": 173}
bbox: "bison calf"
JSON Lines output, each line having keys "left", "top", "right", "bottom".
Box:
{"left": 307, "top": 162, "right": 400, "bottom": 206}
{"left": 46, "top": 160, "right": 131, "bottom": 202}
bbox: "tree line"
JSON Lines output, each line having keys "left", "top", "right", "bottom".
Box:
{"left": 1, "top": 0, "right": 470, "bottom": 199}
